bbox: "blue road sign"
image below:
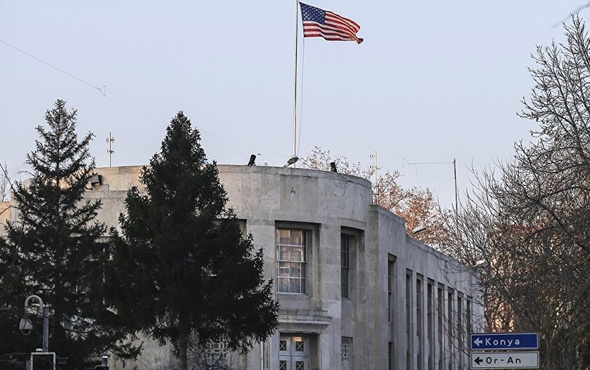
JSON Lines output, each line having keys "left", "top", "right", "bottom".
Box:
{"left": 471, "top": 333, "right": 539, "bottom": 351}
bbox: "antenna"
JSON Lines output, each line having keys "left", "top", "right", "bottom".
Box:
{"left": 453, "top": 158, "right": 458, "bottom": 217}
{"left": 106, "top": 132, "right": 115, "bottom": 167}
{"left": 370, "top": 151, "right": 379, "bottom": 204}
{"left": 402, "top": 158, "right": 459, "bottom": 211}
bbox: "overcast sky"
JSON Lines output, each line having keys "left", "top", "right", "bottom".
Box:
{"left": 1, "top": 0, "right": 589, "bottom": 208}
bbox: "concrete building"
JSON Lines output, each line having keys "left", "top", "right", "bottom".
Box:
{"left": 1, "top": 164, "right": 483, "bottom": 370}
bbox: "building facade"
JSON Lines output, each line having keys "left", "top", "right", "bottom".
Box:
{"left": 1, "top": 164, "right": 483, "bottom": 370}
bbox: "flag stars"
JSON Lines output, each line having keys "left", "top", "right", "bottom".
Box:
{"left": 301, "top": 4, "right": 325, "bottom": 23}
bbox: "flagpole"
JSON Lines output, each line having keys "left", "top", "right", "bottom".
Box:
{"left": 292, "top": 0, "right": 299, "bottom": 158}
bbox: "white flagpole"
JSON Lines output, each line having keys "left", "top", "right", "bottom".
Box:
{"left": 292, "top": 0, "right": 299, "bottom": 158}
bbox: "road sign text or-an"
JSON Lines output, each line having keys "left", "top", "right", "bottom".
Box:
{"left": 471, "top": 333, "right": 539, "bottom": 350}
{"left": 471, "top": 352, "right": 539, "bottom": 369}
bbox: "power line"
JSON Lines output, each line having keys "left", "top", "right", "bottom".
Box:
{"left": 553, "top": 1, "right": 590, "bottom": 28}
{"left": 0, "top": 39, "right": 263, "bottom": 164}
{"left": 0, "top": 39, "right": 105, "bottom": 96}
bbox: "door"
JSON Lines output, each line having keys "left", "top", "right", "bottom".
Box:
{"left": 279, "top": 335, "right": 310, "bottom": 370}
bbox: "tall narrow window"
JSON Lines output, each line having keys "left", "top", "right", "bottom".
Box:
{"left": 437, "top": 284, "right": 444, "bottom": 370}
{"left": 341, "top": 234, "right": 351, "bottom": 298}
{"left": 341, "top": 336, "right": 352, "bottom": 363}
{"left": 389, "top": 342, "right": 393, "bottom": 370}
{"left": 467, "top": 297, "right": 473, "bottom": 368}
{"left": 458, "top": 293, "right": 463, "bottom": 369}
{"left": 466, "top": 298, "right": 473, "bottom": 338}
{"left": 427, "top": 280, "right": 434, "bottom": 370}
{"left": 447, "top": 288, "right": 454, "bottom": 370}
{"left": 276, "top": 229, "right": 307, "bottom": 293}
{"left": 416, "top": 275, "right": 424, "bottom": 370}
{"left": 388, "top": 255, "right": 396, "bottom": 323}
{"left": 406, "top": 270, "right": 413, "bottom": 370}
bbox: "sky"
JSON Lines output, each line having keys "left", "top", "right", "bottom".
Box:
{"left": 1, "top": 0, "right": 590, "bottom": 209}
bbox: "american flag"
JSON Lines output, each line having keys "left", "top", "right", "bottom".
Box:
{"left": 300, "top": 2, "right": 363, "bottom": 44}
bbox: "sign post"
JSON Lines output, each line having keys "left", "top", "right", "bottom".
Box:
{"left": 470, "top": 333, "right": 539, "bottom": 369}
{"left": 30, "top": 351, "right": 56, "bottom": 370}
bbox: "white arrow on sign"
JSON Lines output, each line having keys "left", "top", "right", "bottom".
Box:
{"left": 473, "top": 337, "right": 483, "bottom": 347}
{"left": 471, "top": 352, "right": 539, "bottom": 369}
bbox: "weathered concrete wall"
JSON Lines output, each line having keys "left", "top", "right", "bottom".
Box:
{"left": 216, "top": 166, "right": 373, "bottom": 370}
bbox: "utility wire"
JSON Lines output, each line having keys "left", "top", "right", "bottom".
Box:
{"left": 553, "top": 1, "right": 590, "bottom": 28}
{"left": 0, "top": 39, "right": 105, "bottom": 96}
{"left": 0, "top": 38, "right": 263, "bottom": 164}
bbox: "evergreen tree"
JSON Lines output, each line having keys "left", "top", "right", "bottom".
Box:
{"left": 106, "top": 112, "right": 278, "bottom": 370}
{"left": 0, "top": 100, "right": 137, "bottom": 369}
{"left": 0, "top": 234, "right": 30, "bottom": 369}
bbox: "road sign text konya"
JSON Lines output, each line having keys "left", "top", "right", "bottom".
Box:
{"left": 471, "top": 333, "right": 539, "bottom": 351}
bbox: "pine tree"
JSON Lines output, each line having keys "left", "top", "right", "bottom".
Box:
{"left": 106, "top": 112, "right": 278, "bottom": 370}
{"left": 0, "top": 100, "right": 137, "bottom": 369}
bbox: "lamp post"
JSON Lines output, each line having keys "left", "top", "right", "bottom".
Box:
{"left": 24, "top": 295, "right": 49, "bottom": 352}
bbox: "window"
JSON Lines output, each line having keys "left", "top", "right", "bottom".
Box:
{"left": 467, "top": 298, "right": 473, "bottom": 368}
{"left": 388, "top": 341, "right": 393, "bottom": 370}
{"left": 458, "top": 293, "right": 464, "bottom": 368}
{"left": 341, "top": 229, "right": 362, "bottom": 300}
{"left": 406, "top": 269, "right": 413, "bottom": 370}
{"left": 447, "top": 288, "right": 454, "bottom": 370}
{"left": 416, "top": 275, "right": 424, "bottom": 370}
{"left": 427, "top": 280, "right": 434, "bottom": 370}
{"left": 388, "top": 255, "right": 396, "bottom": 322}
{"left": 437, "top": 284, "right": 444, "bottom": 370}
{"left": 341, "top": 234, "right": 352, "bottom": 298}
{"left": 466, "top": 298, "right": 473, "bottom": 337}
{"left": 341, "top": 336, "right": 352, "bottom": 362}
{"left": 276, "top": 229, "right": 307, "bottom": 293}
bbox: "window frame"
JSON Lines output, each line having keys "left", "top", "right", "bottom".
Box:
{"left": 341, "top": 233, "right": 352, "bottom": 299}
{"left": 276, "top": 227, "right": 310, "bottom": 294}
{"left": 340, "top": 228, "right": 363, "bottom": 301}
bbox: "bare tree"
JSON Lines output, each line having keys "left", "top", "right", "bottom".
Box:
{"left": 0, "top": 161, "right": 9, "bottom": 202}
{"left": 445, "top": 15, "right": 590, "bottom": 369}
{"left": 300, "top": 146, "right": 452, "bottom": 246}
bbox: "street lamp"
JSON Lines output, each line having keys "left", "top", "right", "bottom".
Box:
{"left": 412, "top": 225, "right": 427, "bottom": 235}
{"left": 22, "top": 295, "right": 50, "bottom": 352}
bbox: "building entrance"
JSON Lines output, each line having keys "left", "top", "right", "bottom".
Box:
{"left": 279, "top": 335, "right": 310, "bottom": 370}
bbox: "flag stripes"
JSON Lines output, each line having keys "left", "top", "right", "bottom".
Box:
{"left": 300, "top": 2, "right": 364, "bottom": 44}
